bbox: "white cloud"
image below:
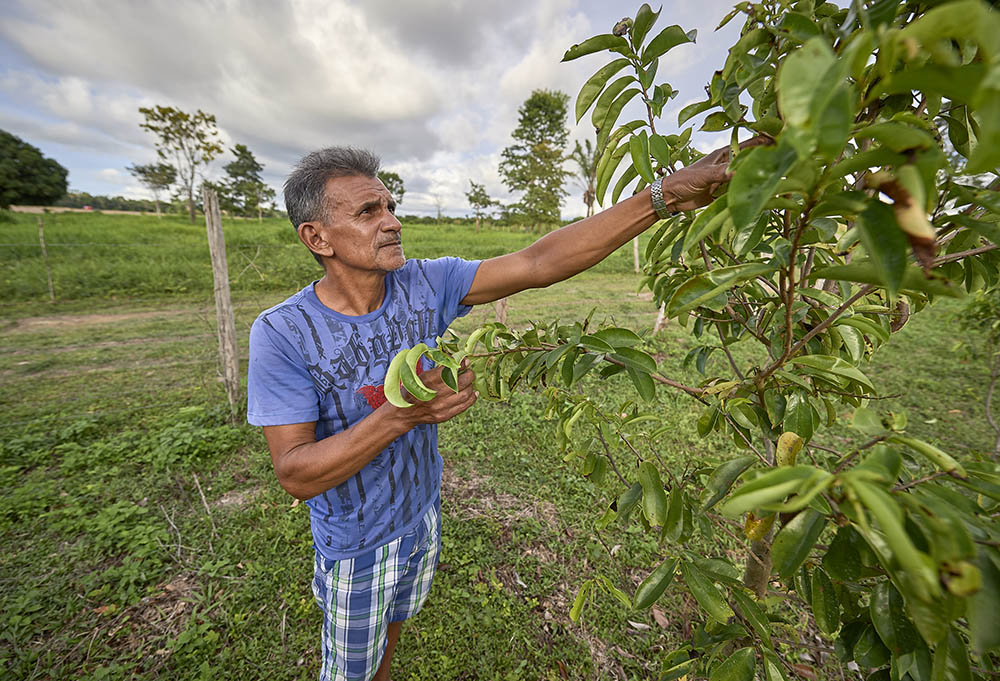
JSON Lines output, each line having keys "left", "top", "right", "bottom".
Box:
{"left": 0, "top": 0, "right": 750, "bottom": 216}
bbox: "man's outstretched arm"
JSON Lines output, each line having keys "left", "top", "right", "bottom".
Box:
{"left": 462, "top": 138, "right": 769, "bottom": 306}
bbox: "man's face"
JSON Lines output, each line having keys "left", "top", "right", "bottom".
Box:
{"left": 315, "top": 174, "right": 404, "bottom": 273}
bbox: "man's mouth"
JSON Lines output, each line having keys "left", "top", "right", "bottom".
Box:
{"left": 379, "top": 241, "right": 402, "bottom": 248}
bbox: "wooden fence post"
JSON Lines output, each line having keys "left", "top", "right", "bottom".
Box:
{"left": 38, "top": 216, "right": 55, "bottom": 303}
{"left": 203, "top": 187, "right": 240, "bottom": 416}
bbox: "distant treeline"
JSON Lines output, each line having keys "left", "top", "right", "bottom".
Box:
{"left": 54, "top": 191, "right": 287, "bottom": 218}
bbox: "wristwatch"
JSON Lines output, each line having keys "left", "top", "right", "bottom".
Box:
{"left": 650, "top": 178, "right": 679, "bottom": 219}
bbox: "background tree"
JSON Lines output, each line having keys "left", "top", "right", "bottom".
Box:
{"left": 465, "top": 180, "right": 497, "bottom": 232}
{"left": 568, "top": 138, "right": 601, "bottom": 218}
{"left": 220, "top": 144, "right": 275, "bottom": 221}
{"left": 377, "top": 170, "right": 405, "bottom": 204}
{"left": 126, "top": 162, "right": 176, "bottom": 217}
{"left": 0, "top": 130, "right": 68, "bottom": 209}
{"left": 499, "top": 89, "right": 570, "bottom": 230}
{"left": 138, "top": 106, "right": 223, "bottom": 223}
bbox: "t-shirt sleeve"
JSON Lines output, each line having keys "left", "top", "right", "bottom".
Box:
{"left": 246, "top": 315, "right": 320, "bottom": 426}
{"left": 420, "top": 257, "right": 482, "bottom": 330}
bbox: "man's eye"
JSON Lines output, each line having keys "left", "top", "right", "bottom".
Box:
{"left": 388, "top": 204, "right": 396, "bottom": 214}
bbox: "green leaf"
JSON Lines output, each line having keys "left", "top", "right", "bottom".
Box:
{"left": 855, "top": 122, "right": 936, "bottom": 153}
{"left": 579, "top": 334, "right": 616, "bottom": 354}
{"left": 967, "top": 550, "right": 1000, "bottom": 653}
{"left": 575, "top": 58, "right": 631, "bottom": 123}
{"left": 870, "top": 581, "right": 921, "bottom": 656}
{"left": 610, "top": 346, "right": 656, "bottom": 374}
{"left": 649, "top": 133, "right": 671, "bottom": 169}
{"left": 592, "top": 75, "right": 635, "bottom": 130}
{"left": 812, "top": 262, "right": 964, "bottom": 299}
{"left": 878, "top": 63, "right": 987, "bottom": 103}
{"left": 721, "top": 466, "right": 818, "bottom": 517}
{"left": 631, "top": 3, "right": 660, "bottom": 48}
{"left": 626, "top": 366, "right": 656, "bottom": 401}
{"left": 570, "top": 580, "right": 591, "bottom": 622}
{"left": 709, "top": 647, "right": 756, "bottom": 681}
{"left": 562, "top": 34, "right": 629, "bottom": 62}
{"left": 680, "top": 562, "right": 734, "bottom": 623}
{"left": 634, "top": 557, "right": 678, "bottom": 609}
{"left": 824, "top": 526, "right": 863, "bottom": 581}
{"left": 949, "top": 215, "right": 1000, "bottom": 247}
{"left": 641, "top": 25, "right": 696, "bottom": 65}
{"left": 667, "top": 263, "right": 775, "bottom": 317}
{"left": 591, "top": 327, "right": 643, "bottom": 349}
{"left": 732, "top": 589, "right": 772, "bottom": 646}
{"left": 682, "top": 195, "right": 729, "bottom": 251}
{"left": 729, "top": 141, "right": 799, "bottom": 233}
{"left": 784, "top": 392, "right": 816, "bottom": 442}
{"left": 664, "top": 487, "right": 684, "bottom": 542}
{"left": 771, "top": 508, "right": 826, "bottom": 578}
{"left": 811, "top": 567, "right": 840, "bottom": 635}
{"left": 640, "top": 461, "right": 668, "bottom": 525}
{"left": 702, "top": 456, "right": 756, "bottom": 511}
{"left": 629, "top": 131, "right": 656, "bottom": 184}
{"left": 931, "top": 630, "right": 972, "bottom": 681}
{"left": 597, "top": 89, "right": 643, "bottom": 150}
{"left": 678, "top": 99, "right": 713, "bottom": 126}
{"left": 777, "top": 38, "right": 835, "bottom": 128}
{"left": 888, "top": 436, "right": 967, "bottom": 477}
{"left": 857, "top": 199, "right": 908, "bottom": 300}
{"left": 854, "top": 624, "right": 892, "bottom": 668}
{"left": 849, "top": 479, "right": 941, "bottom": 602}
{"left": 791, "top": 355, "right": 875, "bottom": 392}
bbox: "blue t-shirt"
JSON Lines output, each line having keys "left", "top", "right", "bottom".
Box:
{"left": 247, "top": 257, "right": 481, "bottom": 559}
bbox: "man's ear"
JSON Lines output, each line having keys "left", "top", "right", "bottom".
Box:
{"left": 298, "top": 222, "right": 334, "bottom": 259}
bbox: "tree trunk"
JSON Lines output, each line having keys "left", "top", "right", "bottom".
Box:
{"left": 187, "top": 185, "right": 196, "bottom": 224}
{"left": 475, "top": 216, "right": 480, "bottom": 233}
{"left": 633, "top": 237, "right": 640, "bottom": 273}
{"left": 495, "top": 297, "right": 509, "bottom": 325}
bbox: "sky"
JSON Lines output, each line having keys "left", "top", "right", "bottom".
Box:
{"left": 0, "top": 0, "right": 747, "bottom": 219}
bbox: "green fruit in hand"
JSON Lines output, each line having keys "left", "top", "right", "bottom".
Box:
{"left": 400, "top": 343, "right": 437, "bottom": 402}
{"left": 384, "top": 350, "right": 412, "bottom": 408}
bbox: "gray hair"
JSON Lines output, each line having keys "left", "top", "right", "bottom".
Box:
{"left": 284, "top": 146, "right": 381, "bottom": 229}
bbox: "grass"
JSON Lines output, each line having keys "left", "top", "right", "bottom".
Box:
{"left": 0, "top": 213, "right": 994, "bottom": 680}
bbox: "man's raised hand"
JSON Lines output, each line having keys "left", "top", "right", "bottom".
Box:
{"left": 660, "top": 135, "right": 773, "bottom": 212}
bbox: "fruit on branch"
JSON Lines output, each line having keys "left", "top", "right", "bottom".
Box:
{"left": 868, "top": 168, "right": 937, "bottom": 269}
{"left": 776, "top": 431, "right": 804, "bottom": 467}
{"left": 612, "top": 17, "right": 633, "bottom": 36}
{"left": 744, "top": 511, "right": 775, "bottom": 540}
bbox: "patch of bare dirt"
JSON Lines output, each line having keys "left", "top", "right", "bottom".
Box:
{"left": 440, "top": 461, "right": 560, "bottom": 530}
{"left": 214, "top": 486, "right": 260, "bottom": 509}
{"left": 7, "top": 309, "right": 198, "bottom": 333}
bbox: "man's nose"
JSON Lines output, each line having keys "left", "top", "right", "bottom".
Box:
{"left": 383, "top": 212, "right": 402, "bottom": 231}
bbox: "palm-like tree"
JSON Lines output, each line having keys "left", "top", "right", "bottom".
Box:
{"left": 568, "top": 139, "right": 601, "bottom": 217}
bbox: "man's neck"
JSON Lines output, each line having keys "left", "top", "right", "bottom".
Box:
{"left": 313, "top": 269, "right": 388, "bottom": 316}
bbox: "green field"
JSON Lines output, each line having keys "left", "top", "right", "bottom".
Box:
{"left": 0, "top": 212, "right": 993, "bottom": 680}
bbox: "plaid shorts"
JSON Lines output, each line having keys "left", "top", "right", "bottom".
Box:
{"left": 311, "top": 501, "right": 441, "bottom": 681}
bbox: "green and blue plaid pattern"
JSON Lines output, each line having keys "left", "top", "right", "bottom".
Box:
{"left": 312, "top": 500, "right": 441, "bottom": 681}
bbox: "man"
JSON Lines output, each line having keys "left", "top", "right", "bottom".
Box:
{"left": 247, "top": 143, "right": 748, "bottom": 681}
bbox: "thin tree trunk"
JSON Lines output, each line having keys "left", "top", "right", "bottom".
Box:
{"left": 633, "top": 237, "right": 640, "bottom": 273}
{"left": 495, "top": 297, "right": 509, "bottom": 325}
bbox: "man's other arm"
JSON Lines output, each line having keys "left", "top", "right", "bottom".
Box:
{"left": 263, "top": 366, "right": 477, "bottom": 500}
{"left": 462, "top": 137, "right": 769, "bottom": 306}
